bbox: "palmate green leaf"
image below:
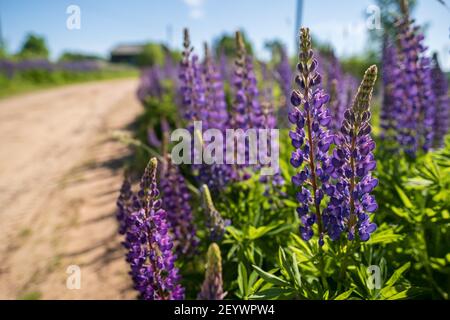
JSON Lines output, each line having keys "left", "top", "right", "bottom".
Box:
{"left": 252, "top": 265, "right": 288, "bottom": 287}
{"left": 247, "top": 224, "right": 281, "bottom": 240}
{"left": 289, "top": 246, "right": 311, "bottom": 263}
{"left": 226, "top": 226, "right": 243, "bottom": 242}
{"left": 249, "top": 288, "right": 294, "bottom": 300}
{"left": 334, "top": 288, "right": 354, "bottom": 300}
{"left": 390, "top": 207, "right": 414, "bottom": 223}
{"left": 292, "top": 252, "right": 302, "bottom": 288}
{"left": 290, "top": 233, "right": 313, "bottom": 257}
{"left": 394, "top": 185, "right": 414, "bottom": 209}
{"left": 405, "top": 177, "right": 433, "bottom": 188}
{"left": 282, "top": 199, "right": 298, "bottom": 208}
{"left": 385, "top": 262, "right": 411, "bottom": 287}
{"left": 278, "top": 247, "right": 298, "bottom": 288}
{"left": 248, "top": 271, "right": 259, "bottom": 289}
{"left": 365, "top": 227, "right": 404, "bottom": 245}
{"left": 237, "top": 263, "right": 248, "bottom": 297}
{"left": 226, "top": 244, "right": 239, "bottom": 260}
{"left": 380, "top": 286, "right": 411, "bottom": 300}
{"left": 267, "top": 223, "right": 294, "bottom": 236}
{"left": 250, "top": 276, "right": 265, "bottom": 294}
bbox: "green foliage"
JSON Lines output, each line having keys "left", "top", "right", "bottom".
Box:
{"left": 0, "top": 67, "right": 138, "bottom": 98}
{"left": 340, "top": 51, "right": 380, "bottom": 80}
{"left": 18, "top": 33, "right": 49, "bottom": 59}
{"left": 213, "top": 32, "right": 253, "bottom": 57}
{"left": 122, "top": 60, "right": 450, "bottom": 300}
{"left": 137, "top": 43, "right": 166, "bottom": 67}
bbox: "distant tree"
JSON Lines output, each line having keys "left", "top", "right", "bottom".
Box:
{"left": 213, "top": 31, "right": 253, "bottom": 58}
{"left": 264, "top": 39, "right": 285, "bottom": 63}
{"left": 18, "top": 33, "right": 49, "bottom": 59}
{"left": 137, "top": 43, "right": 165, "bottom": 67}
{"left": 0, "top": 46, "right": 7, "bottom": 58}
{"left": 340, "top": 50, "right": 379, "bottom": 79}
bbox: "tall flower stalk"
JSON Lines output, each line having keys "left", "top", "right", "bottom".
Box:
{"left": 201, "top": 184, "right": 230, "bottom": 241}
{"left": 179, "top": 28, "right": 206, "bottom": 124}
{"left": 431, "top": 53, "right": 449, "bottom": 148}
{"left": 289, "top": 28, "right": 333, "bottom": 245}
{"left": 203, "top": 42, "right": 229, "bottom": 131}
{"left": 327, "top": 66, "right": 379, "bottom": 241}
{"left": 161, "top": 156, "right": 199, "bottom": 257}
{"left": 120, "top": 158, "right": 184, "bottom": 300}
{"left": 231, "top": 31, "right": 264, "bottom": 131}
{"left": 275, "top": 45, "right": 293, "bottom": 127}
{"left": 197, "top": 243, "right": 226, "bottom": 300}
{"left": 383, "top": 6, "right": 436, "bottom": 156}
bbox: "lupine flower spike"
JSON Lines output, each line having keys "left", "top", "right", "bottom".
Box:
{"left": 231, "top": 31, "right": 263, "bottom": 131}
{"left": 160, "top": 156, "right": 199, "bottom": 257}
{"left": 431, "top": 53, "right": 449, "bottom": 148}
{"left": 122, "top": 158, "right": 184, "bottom": 300}
{"left": 179, "top": 28, "right": 206, "bottom": 124}
{"left": 116, "top": 174, "right": 134, "bottom": 235}
{"left": 289, "top": 28, "right": 333, "bottom": 245}
{"left": 198, "top": 243, "right": 226, "bottom": 300}
{"left": 201, "top": 184, "right": 230, "bottom": 241}
{"left": 327, "top": 65, "right": 379, "bottom": 241}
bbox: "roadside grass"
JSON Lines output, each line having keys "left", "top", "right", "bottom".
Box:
{"left": 0, "top": 69, "right": 139, "bottom": 99}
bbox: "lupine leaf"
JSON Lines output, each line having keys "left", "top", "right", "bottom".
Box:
{"left": 335, "top": 288, "right": 354, "bottom": 300}
{"left": 395, "top": 185, "right": 414, "bottom": 209}
{"left": 237, "top": 263, "right": 248, "bottom": 297}
{"left": 385, "top": 262, "right": 411, "bottom": 287}
{"left": 252, "top": 265, "right": 288, "bottom": 286}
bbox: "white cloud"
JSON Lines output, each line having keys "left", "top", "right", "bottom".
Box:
{"left": 183, "top": 0, "right": 205, "bottom": 6}
{"left": 182, "top": 0, "right": 206, "bottom": 19}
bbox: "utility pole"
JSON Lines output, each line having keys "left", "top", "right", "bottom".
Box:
{"left": 295, "top": 0, "right": 303, "bottom": 48}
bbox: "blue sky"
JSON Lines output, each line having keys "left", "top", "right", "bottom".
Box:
{"left": 1, "top": 0, "right": 449, "bottom": 69}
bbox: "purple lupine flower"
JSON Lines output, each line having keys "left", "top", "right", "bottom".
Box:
{"left": 230, "top": 31, "right": 264, "bottom": 131}
{"left": 227, "top": 32, "right": 264, "bottom": 181}
{"left": 380, "top": 37, "right": 400, "bottom": 144}
{"left": 289, "top": 28, "right": 333, "bottom": 245}
{"left": 121, "top": 158, "right": 184, "bottom": 300}
{"left": 389, "top": 17, "right": 435, "bottom": 156}
{"left": 116, "top": 175, "right": 134, "bottom": 235}
{"left": 160, "top": 157, "right": 199, "bottom": 257}
{"left": 274, "top": 46, "right": 293, "bottom": 128}
{"left": 219, "top": 52, "right": 233, "bottom": 84}
{"left": 324, "top": 52, "right": 350, "bottom": 133}
{"left": 137, "top": 67, "right": 164, "bottom": 104}
{"left": 201, "top": 43, "right": 234, "bottom": 189}
{"left": 417, "top": 55, "right": 435, "bottom": 152}
{"left": 147, "top": 126, "right": 162, "bottom": 148}
{"left": 0, "top": 59, "right": 15, "bottom": 79}
{"left": 201, "top": 184, "right": 230, "bottom": 241}
{"left": 197, "top": 243, "right": 226, "bottom": 300}
{"left": 179, "top": 28, "right": 206, "bottom": 124}
{"left": 162, "top": 51, "right": 179, "bottom": 85}
{"left": 259, "top": 62, "right": 285, "bottom": 197}
{"left": 326, "top": 65, "right": 378, "bottom": 242}
{"left": 431, "top": 53, "right": 449, "bottom": 148}
{"left": 202, "top": 42, "right": 229, "bottom": 131}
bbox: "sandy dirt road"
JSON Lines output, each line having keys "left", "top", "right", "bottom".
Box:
{"left": 0, "top": 79, "right": 142, "bottom": 299}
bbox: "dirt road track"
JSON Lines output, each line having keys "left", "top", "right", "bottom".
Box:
{"left": 0, "top": 79, "right": 141, "bottom": 299}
